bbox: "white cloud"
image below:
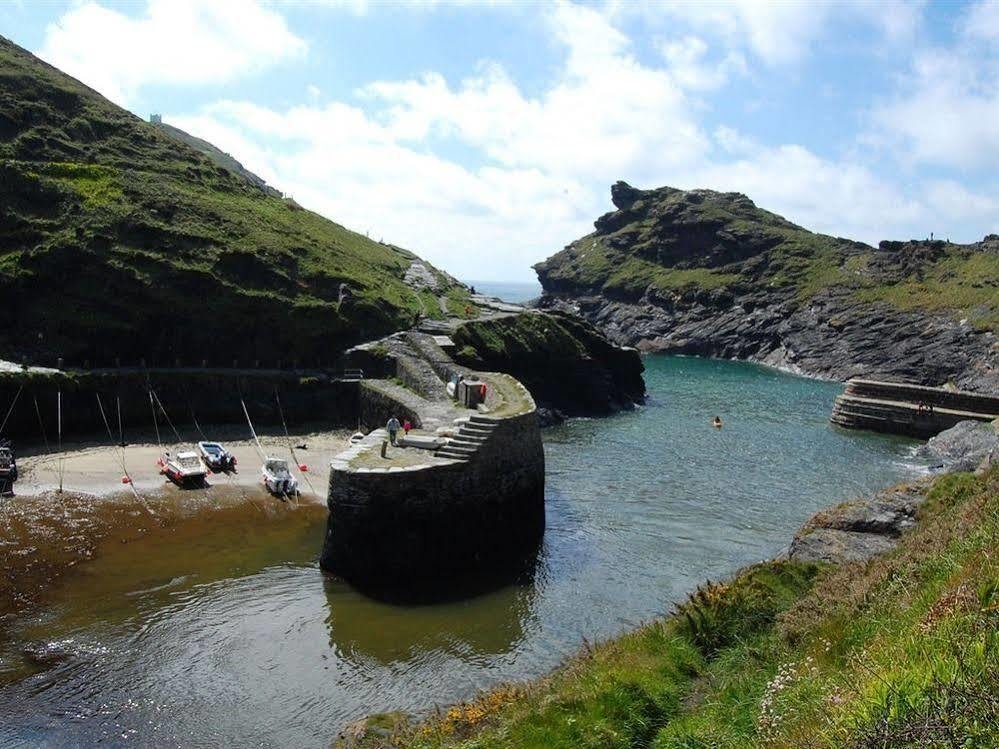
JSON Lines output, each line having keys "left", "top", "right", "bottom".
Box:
{"left": 36, "top": 0, "right": 306, "bottom": 106}
{"left": 961, "top": 0, "right": 999, "bottom": 41}
{"left": 659, "top": 35, "right": 746, "bottom": 91}
{"left": 359, "top": 2, "right": 710, "bottom": 183}
{"left": 611, "top": 0, "right": 922, "bottom": 66}
{"left": 870, "top": 1, "right": 999, "bottom": 171}
{"left": 688, "top": 140, "right": 924, "bottom": 244}
{"left": 108, "top": 0, "right": 988, "bottom": 280}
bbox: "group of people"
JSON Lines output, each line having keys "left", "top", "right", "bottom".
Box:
{"left": 385, "top": 416, "right": 412, "bottom": 446}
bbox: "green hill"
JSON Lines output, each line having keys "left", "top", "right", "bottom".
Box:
{"left": 536, "top": 182, "right": 999, "bottom": 330}
{"left": 534, "top": 182, "right": 999, "bottom": 391}
{"left": 0, "top": 35, "right": 465, "bottom": 367}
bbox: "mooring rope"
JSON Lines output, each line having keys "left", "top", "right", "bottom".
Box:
{"left": 149, "top": 390, "right": 162, "bottom": 450}
{"left": 57, "top": 390, "right": 64, "bottom": 494}
{"left": 96, "top": 393, "right": 146, "bottom": 506}
{"left": 31, "top": 394, "right": 61, "bottom": 486}
{"left": 151, "top": 390, "right": 184, "bottom": 446}
{"left": 0, "top": 384, "right": 24, "bottom": 436}
{"left": 274, "top": 388, "right": 315, "bottom": 498}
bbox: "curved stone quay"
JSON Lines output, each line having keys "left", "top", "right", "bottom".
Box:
{"left": 320, "top": 332, "right": 545, "bottom": 594}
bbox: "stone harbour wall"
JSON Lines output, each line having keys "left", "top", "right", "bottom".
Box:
{"left": 320, "top": 406, "right": 545, "bottom": 593}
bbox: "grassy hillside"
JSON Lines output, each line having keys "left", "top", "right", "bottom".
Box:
{"left": 0, "top": 35, "right": 465, "bottom": 366}
{"left": 536, "top": 182, "right": 999, "bottom": 331}
{"left": 343, "top": 465, "right": 999, "bottom": 748}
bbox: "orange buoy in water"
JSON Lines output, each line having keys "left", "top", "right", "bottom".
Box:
{"left": 299, "top": 464, "right": 308, "bottom": 472}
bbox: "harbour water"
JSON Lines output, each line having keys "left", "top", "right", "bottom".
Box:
{"left": 0, "top": 356, "right": 926, "bottom": 748}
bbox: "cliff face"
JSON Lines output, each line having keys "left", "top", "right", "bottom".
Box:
{"left": 535, "top": 182, "right": 999, "bottom": 392}
{"left": 0, "top": 35, "right": 464, "bottom": 367}
{"left": 451, "top": 311, "right": 646, "bottom": 423}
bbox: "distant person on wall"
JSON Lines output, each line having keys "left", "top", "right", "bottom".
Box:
{"left": 386, "top": 416, "right": 401, "bottom": 446}
{"left": 403, "top": 419, "right": 412, "bottom": 435}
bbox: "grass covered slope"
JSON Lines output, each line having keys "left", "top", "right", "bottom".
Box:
{"left": 343, "top": 466, "right": 999, "bottom": 748}
{"left": 0, "top": 35, "right": 464, "bottom": 365}
{"left": 536, "top": 181, "right": 999, "bottom": 332}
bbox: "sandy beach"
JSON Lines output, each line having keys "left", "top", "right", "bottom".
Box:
{"left": 9, "top": 425, "right": 354, "bottom": 501}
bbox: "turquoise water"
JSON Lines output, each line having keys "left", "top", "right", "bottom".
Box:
{"left": 0, "top": 357, "right": 925, "bottom": 748}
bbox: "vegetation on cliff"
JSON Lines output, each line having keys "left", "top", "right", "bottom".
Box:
{"left": 451, "top": 311, "right": 645, "bottom": 417}
{"left": 536, "top": 182, "right": 999, "bottom": 332}
{"left": 342, "top": 465, "right": 999, "bottom": 748}
{"left": 0, "top": 35, "right": 465, "bottom": 366}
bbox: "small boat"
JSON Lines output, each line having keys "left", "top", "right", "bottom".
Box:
{"left": 158, "top": 450, "right": 208, "bottom": 487}
{"left": 197, "top": 441, "right": 237, "bottom": 473}
{"left": 348, "top": 432, "right": 365, "bottom": 445}
{"left": 0, "top": 440, "right": 17, "bottom": 493}
{"left": 262, "top": 457, "right": 298, "bottom": 496}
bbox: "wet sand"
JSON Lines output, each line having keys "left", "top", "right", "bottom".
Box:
{"left": 0, "top": 426, "right": 351, "bottom": 634}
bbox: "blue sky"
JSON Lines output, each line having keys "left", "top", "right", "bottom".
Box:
{"left": 3, "top": 0, "right": 998, "bottom": 281}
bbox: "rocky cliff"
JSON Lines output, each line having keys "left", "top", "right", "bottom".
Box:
{"left": 536, "top": 182, "right": 999, "bottom": 392}
{"left": 451, "top": 311, "right": 646, "bottom": 423}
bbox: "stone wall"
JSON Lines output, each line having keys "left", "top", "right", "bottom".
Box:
{"left": 831, "top": 379, "right": 999, "bottom": 438}
{"left": 0, "top": 369, "right": 359, "bottom": 443}
{"left": 320, "top": 401, "right": 545, "bottom": 593}
{"left": 358, "top": 380, "right": 426, "bottom": 431}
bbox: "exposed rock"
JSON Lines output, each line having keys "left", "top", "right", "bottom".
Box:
{"left": 788, "top": 527, "right": 899, "bottom": 564}
{"left": 789, "top": 482, "right": 928, "bottom": 564}
{"left": 916, "top": 420, "right": 999, "bottom": 473}
{"left": 451, "top": 310, "right": 646, "bottom": 419}
{"left": 536, "top": 183, "right": 999, "bottom": 393}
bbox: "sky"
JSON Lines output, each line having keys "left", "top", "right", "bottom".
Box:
{"left": 3, "top": 0, "right": 999, "bottom": 282}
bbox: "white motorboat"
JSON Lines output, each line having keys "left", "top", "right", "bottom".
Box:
{"left": 158, "top": 450, "right": 208, "bottom": 486}
{"left": 262, "top": 457, "right": 298, "bottom": 496}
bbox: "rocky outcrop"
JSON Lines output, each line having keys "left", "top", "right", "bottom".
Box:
{"left": 451, "top": 311, "right": 645, "bottom": 424}
{"left": 536, "top": 182, "right": 999, "bottom": 393}
{"left": 790, "top": 419, "right": 997, "bottom": 564}
{"left": 789, "top": 483, "right": 927, "bottom": 564}
{"left": 916, "top": 419, "right": 999, "bottom": 473}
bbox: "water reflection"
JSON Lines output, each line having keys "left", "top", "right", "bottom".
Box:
{"left": 323, "top": 577, "right": 537, "bottom": 666}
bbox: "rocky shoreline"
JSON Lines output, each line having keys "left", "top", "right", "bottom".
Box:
{"left": 538, "top": 288, "right": 998, "bottom": 393}
{"left": 790, "top": 419, "right": 998, "bottom": 565}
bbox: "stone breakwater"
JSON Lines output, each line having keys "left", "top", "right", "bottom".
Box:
{"left": 319, "top": 336, "right": 545, "bottom": 593}
{"left": 831, "top": 379, "right": 999, "bottom": 438}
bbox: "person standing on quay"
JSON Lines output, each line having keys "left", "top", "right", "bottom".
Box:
{"left": 386, "top": 416, "right": 401, "bottom": 445}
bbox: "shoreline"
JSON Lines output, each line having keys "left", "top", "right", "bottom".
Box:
{"left": 336, "top": 416, "right": 997, "bottom": 747}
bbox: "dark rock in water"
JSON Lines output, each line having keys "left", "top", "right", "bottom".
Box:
{"left": 536, "top": 406, "right": 567, "bottom": 427}
{"left": 789, "top": 483, "right": 928, "bottom": 564}
{"left": 535, "top": 183, "right": 999, "bottom": 393}
{"left": 916, "top": 420, "right": 999, "bottom": 473}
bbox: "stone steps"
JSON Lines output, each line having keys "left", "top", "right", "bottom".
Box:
{"left": 830, "top": 391, "right": 996, "bottom": 439}
{"left": 844, "top": 379, "right": 999, "bottom": 415}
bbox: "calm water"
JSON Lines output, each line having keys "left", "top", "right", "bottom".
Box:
{"left": 464, "top": 279, "right": 541, "bottom": 303}
{"left": 0, "top": 357, "right": 925, "bottom": 748}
